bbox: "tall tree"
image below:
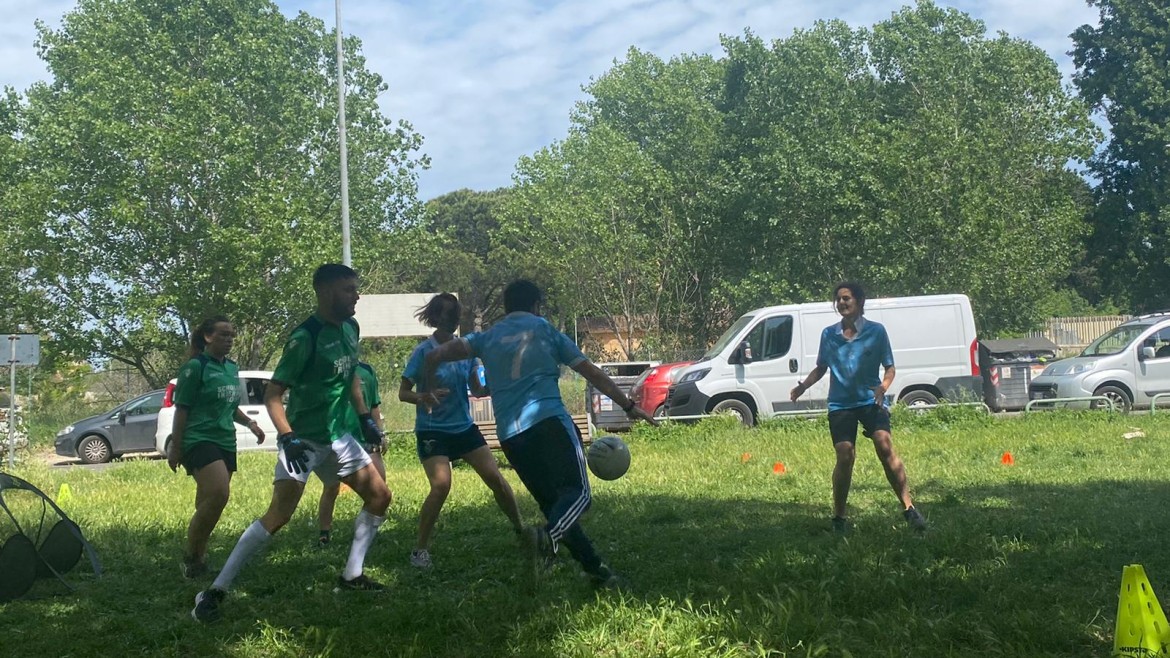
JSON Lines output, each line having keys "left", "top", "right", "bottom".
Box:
{"left": 1073, "top": 0, "right": 1170, "bottom": 311}
{"left": 8, "top": 0, "right": 426, "bottom": 386}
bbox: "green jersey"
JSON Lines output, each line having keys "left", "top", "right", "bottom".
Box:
{"left": 349, "top": 363, "right": 381, "bottom": 436}
{"left": 173, "top": 354, "right": 241, "bottom": 452}
{"left": 272, "top": 314, "right": 361, "bottom": 443}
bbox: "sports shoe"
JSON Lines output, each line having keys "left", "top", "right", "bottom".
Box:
{"left": 520, "top": 526, "right": 554, "bottom": 585}
{"left": 191, "top": 588, "right": 225, "bottom": 623}
{"left": 181, "top": 555, "right": 208, "bottom": 579}
{"left": 586, "top": 564, "right": 626, "bottom": 591}
{"left": 903, "top": 507, "right": 928, "bottom": 532}
{"left": 831, "top": 516, "right": 849, "bottom": 535}
{"left": 338, "top": 573, "right": 386, "bottom": 591}
{"left": 317, "top": 530, "right": 331, "bottom": 548}
{"left": 410, "top": 549, "right": 432, "bottom": 570}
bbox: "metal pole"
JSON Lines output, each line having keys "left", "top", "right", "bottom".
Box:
{"left": 8, "top": 337, "right": 16, "bottom": 469}
{"left": 335, "top": 0, "right": 352, "bottom": 267}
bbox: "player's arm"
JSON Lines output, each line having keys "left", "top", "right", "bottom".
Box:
{"left": 167, "top": 406, "right": 190, "bottom": 473}
{"left": 791, "top": 365, "right": 827, "bottom": 401}
{"left": 872, "top": 327, "right": 896, "bottom": 405}
{"left": 265, "top": 381, "right": 293, "bottom": 435}
{"left": 350, "top": 373, "right": 370, "bottom": 416}
{"left": 398, "top": 377, "right": 445, "bottom": 408}
{"left": 571, "top": 360, "right": 658, "bottom": 426}
{"left": 232, "top": 407, "right": 264, "bottom": 443}
{"left": 422, "top": 338, "right": 472, "bottom": 390}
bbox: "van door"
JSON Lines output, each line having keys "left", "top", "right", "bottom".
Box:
{"left": 237, "top": 377, "right": 273, "bottom": 450}
{"left": 739, "top": 314, "right": 801, "bottom": 416}
{"left": 1138, "top": 327, "right": 1170, "bottom": 407}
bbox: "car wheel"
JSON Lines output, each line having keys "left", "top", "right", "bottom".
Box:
{"left": 653, "top": 404, "right": 668, "bottom": 419}
{"left": 77, "top": 435, "right": 112, "bottom": 464}
{"left": 899, "top": 390, "right": 939, "bottom": 408}
{"left": 1093, "top": 385, "right": 1131, "bottom": 412}
{"left": 711, "top": 399, "right": 754, "bottom": 426}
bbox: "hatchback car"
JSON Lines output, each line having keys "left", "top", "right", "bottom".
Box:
{"left": 154, "top": 370, "right": 281, "bottom": 456}
{"left": 55, "top": 390, "right": 166, "bottom": 463}
{"left": 629, "top": 361, "right": 695, "bottom": 418}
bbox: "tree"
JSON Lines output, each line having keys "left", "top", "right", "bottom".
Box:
{"left": 8, "top": 0, "right": 426, "bottom": 386}
{"left": 1073, "top": 0, "right": 1170, "bottom": 312}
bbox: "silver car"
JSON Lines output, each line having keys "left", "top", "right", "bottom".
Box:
{"left": 1029, "top": 313, "right": 1170, "bottom": 411}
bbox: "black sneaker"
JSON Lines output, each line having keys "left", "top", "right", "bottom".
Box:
{"left": 338, "top": 574, "right": 386, "bottom": 591}
{"left": 317, "top": 530, "right": 332, "bottom": 548}
{"left": 191, "top": 588, "right": 225, "bottom": 623}
{"left": 520, "top": 526, "right": 554, "bottom": 585}
{"left": 903, "top": 507, "right": 928, "bottom": 532}
{"left": 181, "top": 556, "right": 208, "bottom": 579}
{"left": 831, "top": 516, "right": 849, "bottom": 535}
{"left": 586, "top": 564, "right": 626, "bottom": 591}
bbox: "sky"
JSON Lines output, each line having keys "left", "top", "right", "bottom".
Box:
{"left": 0, "top": 0, "right": 1101, "bottom": 201}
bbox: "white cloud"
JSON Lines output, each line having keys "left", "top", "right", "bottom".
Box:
{"left": 0, "top": 0, "right": 1101, "bottom": 200}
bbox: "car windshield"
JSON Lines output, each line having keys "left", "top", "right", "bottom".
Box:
{"left": 703, "top": 315, "right": 755, "bottom": 360}
{"left": 1080, "top": 324, "right": 1149, "bottom": 357}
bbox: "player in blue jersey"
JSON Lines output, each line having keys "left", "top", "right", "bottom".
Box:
{"left": 399, "top": 293, "right": 523, "bottom": 570}
{"left": 423, "top": 280, "right": 655, "bottom": 589}
{"left": 789, "top": 282, "right": 927, "bottom": 534}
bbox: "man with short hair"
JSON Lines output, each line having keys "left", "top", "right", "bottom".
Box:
{"left": 790, "top": 281, "right": 927, "bottom": 534}
{"left": 424, "top": 279, "right": 656, "bottom": 589}
{"left": 192, "top": 264, "right": 392, "bottom": 623}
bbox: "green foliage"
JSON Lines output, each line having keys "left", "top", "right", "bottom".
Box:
{"left": 1073, "top": 0, "right": 1170, "bottom": 312}
{"left": 5, "top": 0, "right": 425, "bottom": 386}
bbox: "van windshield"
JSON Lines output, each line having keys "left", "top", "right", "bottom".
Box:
{"left": 1080, "top": 324, "right": 1148, "bottom": 357}
{"left": 703, "top": 315, "right": 755, "bottom": 360}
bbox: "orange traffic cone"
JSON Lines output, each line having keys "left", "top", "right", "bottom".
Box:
{"left": 1001, "top": 451, "right": 1015, "bottom": 466}
{"left": 772, "top": 462, "right": 786, "bottom": 475}
{"left": 741, "top": 452, "right": 751, "bottom": 463}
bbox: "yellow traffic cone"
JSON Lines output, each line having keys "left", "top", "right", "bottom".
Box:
{"left": 1114, "top": 564, "right": 1170, "bottom": 657}
{"left": 57, "top": 482, "right": 73, "bottom": 506}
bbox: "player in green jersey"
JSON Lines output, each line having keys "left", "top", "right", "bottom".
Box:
{"left": 168, "top": 316, "right": 265, "bottom": 579}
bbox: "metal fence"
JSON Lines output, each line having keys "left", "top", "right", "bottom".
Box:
{"left": 1029, "top": 315, "right": 1132, "bottom": 356}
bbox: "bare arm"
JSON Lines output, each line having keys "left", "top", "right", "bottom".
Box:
{"left": 233, "top": 407, "right": 265, "bottom": 443}
{"left": 873, "top": 365, "right": 896, "bottom": 405}
{"left": 350, "top": 372, "right": 370, "bottom": 416}
{"left": 398, "top": 376, "right": 445, "bottom": 408}
{"left": 265, "top": 381, "right": 293, "bottom": 435}
{"left": 422, "top": 339, "right": 472, "bottom": 391}
{"left": 790, "top": 364, "right": 828, "bottom": 401}
{"left": 571, "top": 360, "right": 657, "bottom": 426}
{"left": 468, "top": 360, "right": 489, "bottom": 398}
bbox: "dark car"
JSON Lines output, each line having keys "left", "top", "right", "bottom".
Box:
{"left": 54, "top": 390, "right": 165, "bottom": 464}
{"left": 629, "top": 361, "right": 696, "bottom": 418}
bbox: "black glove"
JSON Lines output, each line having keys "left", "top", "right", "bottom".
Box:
{"left": 278, "top": 432, "right": 315, "bottom": 474}
{"left": 359, "top": 413, "right": 385, "bottom": 452}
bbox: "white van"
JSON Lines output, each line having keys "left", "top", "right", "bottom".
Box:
{"left": 665, "top": 294, "right": 981, "bottom": 425}
{"left": 154, "top": 370, "right": 281, "bottom": 456}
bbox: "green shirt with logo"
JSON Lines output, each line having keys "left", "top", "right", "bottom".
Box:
{"left": 272, "top": 315, "right": 361, "bottom": 444}
{"left": 173, "top": 354, "right": 241, "bottom": 452}
{"left": 349, "top": 363, "right": 381, "bottom": 436}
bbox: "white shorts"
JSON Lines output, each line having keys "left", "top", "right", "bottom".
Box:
{"left": 273, "top": 433, "right": 373, "bottom": 485}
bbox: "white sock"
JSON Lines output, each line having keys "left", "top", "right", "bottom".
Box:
{"left": 212, "top": 520, "right": 271, "bottom": 591}
{"left": 343, "top": 510, "right": 385, "bottom": 580}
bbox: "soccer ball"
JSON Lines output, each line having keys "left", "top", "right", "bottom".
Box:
{"left": 586, "top": 435, "right": 631, "bottom": 481}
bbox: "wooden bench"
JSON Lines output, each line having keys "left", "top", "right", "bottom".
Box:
{"left": 480, "top": 414, "right": 592, "bottom": 450}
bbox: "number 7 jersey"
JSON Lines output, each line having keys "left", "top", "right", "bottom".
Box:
{"left": 462, "top": 312, "right": 586, "bottom": 440}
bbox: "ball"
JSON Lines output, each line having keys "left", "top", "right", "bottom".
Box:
{"left": 586, "top": 435, "right": 631, "bottom": 481}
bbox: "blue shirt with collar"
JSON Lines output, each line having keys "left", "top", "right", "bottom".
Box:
{"left": 403, "top": 337, "right": 475, "bottom": 434}
{"left": 816, "top": 316, "right": 895, "bottom": 412}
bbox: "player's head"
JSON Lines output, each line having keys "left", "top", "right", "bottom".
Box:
{"left": 189, "top": 315, "right": 233, "bottom": 359}
{"left": 504, "top": 280, "right": 544, "bottom": 315}
{"left": 313, "top": 263, "right": 360, "bottom": 319}
{"left": 415, "top": 293, "right": 461, "bottom": 334}
{"left": 833, "top": 281, "right": 866, "bottom": 317}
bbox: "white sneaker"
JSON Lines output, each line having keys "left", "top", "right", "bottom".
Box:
{"left": 410, "top": 549, "right": 432, "bottom": 569}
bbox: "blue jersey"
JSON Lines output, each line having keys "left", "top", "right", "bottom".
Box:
{"left": 462, "top": 312, "right": 586, "bottom": 441}
{"left": 816, "top": 317, "right": 895, "bottom": 412}
{"left": 403, "top": 337, "right": 474, "bottom": 434}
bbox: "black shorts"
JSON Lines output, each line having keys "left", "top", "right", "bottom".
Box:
{"left": 828, "top": 404, "right": 891, "bottom": 444}
{"left": 182, "top": 441, "right": 237, "bottom": 476}
{"left": 416, "top": 425, "right": 488, "bottom": 462}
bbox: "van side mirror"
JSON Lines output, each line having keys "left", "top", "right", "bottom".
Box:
{"left": 1141, "top": 346, "right": 1156, "bottom": 360}
{"left": 731, "top": 340, "right": 754, "bottom": 365}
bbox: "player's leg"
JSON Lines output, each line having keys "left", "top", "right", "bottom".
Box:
{"left": 317, "top": 481, "right": 341, "bottom": 547}
{"left": 828, "top": 410, "right": 859, "bottom": 529}
{"left": 336, "top": 436, "right": 389, "bottom": 588}
{"left": 462, "top": 445, "right": 523, "bottom": 533}
{"left": 414, "top": 454, "right": 452, "bottom": 568}
{"left": 185, "top": 450, "right": 233, "bottom": 577}
{"left": 862, "top": 407, "right": 926, "bottom": 530}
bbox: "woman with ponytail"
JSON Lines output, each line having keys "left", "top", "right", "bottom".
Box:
{"left": 168, "top": 316, "right": 265, "bottom": 578}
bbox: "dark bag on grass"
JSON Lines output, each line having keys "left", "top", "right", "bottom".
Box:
{"left": 0, "top": 472, "right": 102, "bottom": 601}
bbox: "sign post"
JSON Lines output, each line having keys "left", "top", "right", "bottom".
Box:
{"left": 6, "top": 334, "right": 40, "bottom": 469}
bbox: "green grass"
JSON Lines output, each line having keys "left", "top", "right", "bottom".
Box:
{"left": 3, "top": 409, "right": 1170, "bottom": 657}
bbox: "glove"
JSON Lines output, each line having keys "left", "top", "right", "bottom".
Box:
{"left": 359, "top": 413, "right": 385, "bottom": 452}
{"left": 278, "top": 432, "right": 315, "bottom": 474}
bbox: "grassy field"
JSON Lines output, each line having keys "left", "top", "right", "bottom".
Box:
{"left": 3, "top": 408, "right": 1170, "bottom": 657}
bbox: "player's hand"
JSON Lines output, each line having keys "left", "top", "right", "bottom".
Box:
{"left": 790, "top": 383, "right": 806, "bottom": 402}
{"left": 249, "top": 421, "right": 266, "bottom": 443}
{"left": 359, "top": 413, "right": 385, "bottom": 453}
{"left": 871, "top": 384, "right": 888, "bottom": 406}
{"left": 626, "top": 404, "right": 659, "bottom": 427}
{"left": 166, "top": 440, "right": 182, "bottom": 473}
{"left": 421, "top": 388, "right": 450, "bottom": 411}
{"left": 278, "top": 432, "right": 315, "bottom": 474}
